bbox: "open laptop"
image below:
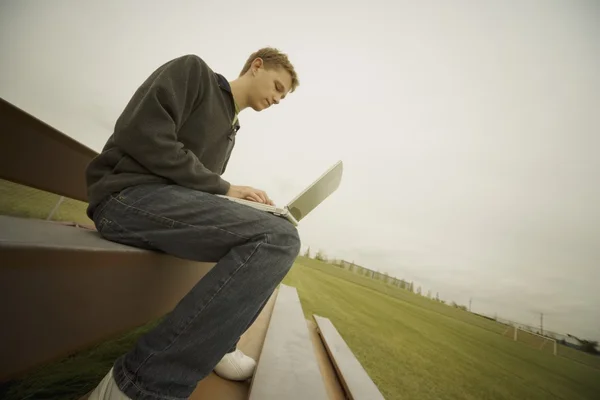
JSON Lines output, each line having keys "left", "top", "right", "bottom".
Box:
{"left": 217, "top": 160, "right": 343, "bottom": 226}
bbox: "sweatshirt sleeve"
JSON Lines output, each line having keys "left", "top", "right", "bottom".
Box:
{"left": 112, "top": 55, "right": 230, "bottom": 195}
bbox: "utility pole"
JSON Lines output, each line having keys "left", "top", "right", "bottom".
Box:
{"left": 469, "top": 298, "right": 472, "bottom": 312}
{"left": 540, "top": 313, "right": 544, "bottom": 335}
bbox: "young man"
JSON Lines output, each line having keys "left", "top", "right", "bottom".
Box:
{"left": 87, "top": 48, "right": 300, "bottom": 400}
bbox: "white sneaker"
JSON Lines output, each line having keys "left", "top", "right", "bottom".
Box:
{"left": 213, "top": 349, "right": 257, "bottom": 381}
{"left": 88, "top": 368, "right": 131, "bottom": 400}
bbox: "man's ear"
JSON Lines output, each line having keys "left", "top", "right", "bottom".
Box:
{"left": 251, "top": 57, "right": 264, "bottom": 75}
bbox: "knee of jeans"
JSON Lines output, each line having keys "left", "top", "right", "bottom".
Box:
{"left": 267, "top": 218, "right": 301, "bottom": 256}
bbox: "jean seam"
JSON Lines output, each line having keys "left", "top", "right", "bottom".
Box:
{"left": 111, "top": 196, "right": 252, "bottom": 241}
{"left": 110, "top": 218, "right": 153, "bottom": 246}
{"left": 93, "top": 196, "right": 114, "bottom": 222}
{"left": 97, "top": 217, "right": 110, "bottom": 231}
{"left": 132, "top": 235, "right": 266, "bottom": 375}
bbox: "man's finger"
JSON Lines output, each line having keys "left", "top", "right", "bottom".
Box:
{"left": 248, "top": 193, "right": 263, "bottom": 203}
{"left": 257, "top": 191, "right": 267, "bottom": 204}
{"left": 251, "top": 191, "right": 266, "bottom": 203}
{"left": 242, "top": 192, "right": 258, "bottom": 202}
{"left": 251, "top": 190, "right": 264, "bottom": 204}
{"left": 246, "top": 194, "right": 274, "bottom": 206}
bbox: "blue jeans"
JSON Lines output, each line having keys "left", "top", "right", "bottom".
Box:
{"left": 91, "top": 183, "right": 301, "bottom": 400}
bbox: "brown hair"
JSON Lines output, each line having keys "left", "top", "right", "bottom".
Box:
{"left": 240, "top": 47, "right": 299, "bottom": 92}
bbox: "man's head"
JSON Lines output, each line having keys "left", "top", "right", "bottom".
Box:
{"left": 238, "top": 47, "right": 299, "bottom": 112}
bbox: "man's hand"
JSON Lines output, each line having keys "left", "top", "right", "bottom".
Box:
{"left": 226, "top": 185, "right": 275, "bottom": 206}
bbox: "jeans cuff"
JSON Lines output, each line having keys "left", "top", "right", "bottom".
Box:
{"left": 112, "top": 356, "right": 189, "bottom": 400}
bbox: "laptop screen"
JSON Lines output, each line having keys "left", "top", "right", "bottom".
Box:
{"left": 286, "top": 160, "right": 343, "bottom": 222}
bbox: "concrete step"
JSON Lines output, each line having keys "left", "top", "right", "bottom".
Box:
{"left": 248, "top": 284, "right": 329, "bottom": 400}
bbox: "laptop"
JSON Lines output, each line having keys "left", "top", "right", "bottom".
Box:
{"left": 217, "top": 160, "right": 343, "bottom": 226}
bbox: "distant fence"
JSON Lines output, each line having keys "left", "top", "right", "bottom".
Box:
{"left": 324, "top": 259, "right": 414, "bottom": 292}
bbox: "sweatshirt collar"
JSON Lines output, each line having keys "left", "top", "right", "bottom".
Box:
{"left": 215, "top": 73, "right": 240, "bottom": 131}
{"left": 215, "top": 73, "right": 232, "bottom": 93}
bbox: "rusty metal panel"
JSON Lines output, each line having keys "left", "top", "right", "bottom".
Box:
{"left": 0, "top": 215, "right": 215, "bottom": 382}
{"left": 0, "top": 97, "right": 98, "bottom": 202}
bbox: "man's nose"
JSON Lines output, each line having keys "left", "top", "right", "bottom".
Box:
{"left": 272, "top": 95, "right": 281, "bottom": 105}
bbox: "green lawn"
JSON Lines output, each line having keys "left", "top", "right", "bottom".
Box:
{"left": 0, "top": 179, "right": 92, "bottom": 225}
{"left": 283, "top": 257, "right": 600, "bottom": 400}
{"left": 3, "top": 258, "right": 599, "bottom": 400}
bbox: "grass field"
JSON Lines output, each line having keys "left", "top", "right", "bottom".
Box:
{"left": 292, "top": 257, "right": 600, "bottom": 372}
{"left": 283, "top": 257, "right": 600, "bottom": 400}
{"left": 0, "top": 179, "right": 92, "bottom": 225}
{"left": 3, "top": 258, "right": 598, "bottom": 400}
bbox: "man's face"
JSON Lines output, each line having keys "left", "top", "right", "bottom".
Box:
{"left": 248, "top": 59, "right": 293, "bottom": 112}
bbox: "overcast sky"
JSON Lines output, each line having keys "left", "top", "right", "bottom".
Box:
{"left": 1, "top": 0, "right": 599, "bottom": 340}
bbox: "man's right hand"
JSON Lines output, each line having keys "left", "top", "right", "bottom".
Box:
{"left": 226, "top": 185, "right": 274, "bottom": 206}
